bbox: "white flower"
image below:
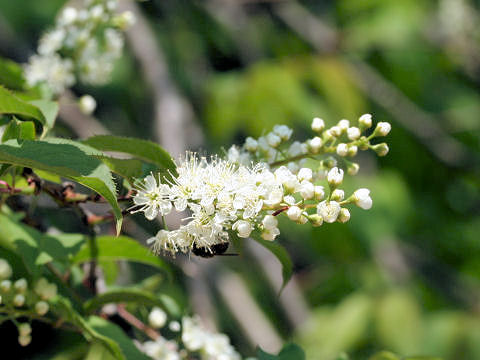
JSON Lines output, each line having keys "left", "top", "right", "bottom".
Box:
{"left": 338, "top": 208, "right": 350, "bottom": 223}
{"left": 149, "top": 307, "right": 167, "bottom": 328}
{"left": 338, "top": 119, "right": 350, "bottom": 131}
{"left": 375, "top": 122, "right": 391, "bottom": 136}
{"left": 0, "top": 280, "right": 11, "bottom": 292}
{"left": 331, "top": 189, "right": 344, "bottom": 201}
{"left": 79, "top": 95, "right": 97, "bottom": 115}
{"left": 24, "top": 54, "right": 75, "bottom": 94}
{"left": 348, "top": 145, "right": 358, "bottom": 157}
{"left": 132, "top": 174, "right": 172, "bottom": 220}
{"left": 261, "top": 227, "right": 280, "bottom": 241}
{"left": 232, "top": 220, "right": 253, "bottom": 238}
{"left": 297, "top": 168, "right": 313, "bottom": 182}
{"left": 347, "top": 127, "right": 361, "bottom": 140}
{"left": 327, "top": 167, "right": 344, "bottom": 186}
{"left": 262, "top": 215, "right": 278, "bottom": 230}
{"left": 359, "top": 113, "right": 372, "bottom": 128}
{"left": 353, "top": 188, "right": 372, "bottom": 209}
{"left": 287, "top": 162, "right": 299, "bottom": 174}
{"left": 266, "top": 132, "right": 281, "bottom": 147}
{"left": 13, "top": 294, "right": 25, "bottom": 307}
{"left": 118, "top": 10, "right": 136, "bottom": 28}
{"left": 288, "top": 141, "right": 307, "bottom": 157}
{"left": 297, "top": 181, "right": 313, "bottom": 200}
{"left": 309, "top": 136, "right": 323, "bottom": 153}
{"left": 314, "top": 186, "right": 325, "bottom": 200}
{"left": 348, "top": 163, "right": 360, "bottom": 175}
{"left": 317, "top": 201, "right": 341, "bottom": 223}
{"left": 59, "top": 7, "right": 78, "bottom": 25}
{"left": 35, "top": 301, "right": 49, "bottom": 316}
{"left": 273, "top": 125, "right": 293, "bottom": 140}
{"left": 283, "top": 195, "right": 296, "bottom": 205}
{"left": 142, "top": 337, "right": 181, "bottom": 360}
{"left": 182, "top": 317, "right": 207, "bottom": 351}
{"left": 38, "top": 29, "right": 66, "bottom": 55}
{"left": 14, "top": 278, "right": 28, "bottom": 293}
{"left": 287, "top": 206, "right": 303, "bottom": 221}
{"left": 169, "top": 321, "right": 181, "bottom": 332}
{"left": 244, "top": 137, "right": 258, "bottom": 152}
{"left": 311, "top": 117, "right": 325, "bottom": 132}
{"left": 330, "top": 126, "right": 341, "bottom": 137}
{"left": 0, "top": 259, "right": 12, "bottom": 279}
{"left": 336, "top": 143, "right": 348, "bottom": 157}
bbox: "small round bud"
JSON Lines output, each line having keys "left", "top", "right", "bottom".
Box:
{"left": 297, "top": 168, "right": 313, "bottom": 182}
{"left": 309, "top": 136, "right": 323, "bottom": 153}
{"left": 353, "top": 188, "right": 372, "bottom": 210}
{"left": 13, "top": 294, "right": 25, "bottom": 307}
{"left": 261, "top": 227, "right": 280, "bottom": 241}
{"left": 244, "top": 137, "right": 258, "bottom": 152}
{"left": 374, "top": 122, "right": 391, "bottom": 136}
{"left": 299, "top": 181, "right": 314, "bottom": 200}
{"left": 35, "top": 301, "right": 49, "bottom": 316}
{"left": 266, "top": 133, "right": 281, "bottom": 147}
{"left": 148, "top": 307, "right": 167, "bottom": 329}
{"left": 0, "top": 259, "right": 12, "bottom": 279}
{"left": 331, "top": 189, "right": 345, "bottom": 201}
{"left": 297, "top": 215, "right": 308, "bottom": 224}
{"left": 169, "top": 321, "right": 181, "bottom": 332}
{"left": 347, "top": 127, "right": 361, "bottom": 140}
{"left": 314, "top": 186, "right": 325, "bottom": 200}
{"left": 287, "top": 206, "right": 303, "bottom": 221}
{"left": 336, "top": 143, "right": 348, "bottom": 157}
{"left": 347, "top": 163, "right": 360, "bottom": 176}
{"left": 78, "top": 95, "right": 96, "bottom": 115}
{"left": 322, "top": 157, "right": 337, "bottom": 169}
{"left": 262, "top": 215, "right": 278, "bottom": 230}
{"left": 233, "top": 220, "right": 253, "bottom": 238}
{"left": 18, "top": 335, "right": 31, "bottom": 347}
{"left": 359, "top": 114, "right": 372, "bottom": 129}
{"left": 317, "top": 201, "right": 341, "bottom": 223}
{"left": 327, "top": 167, "right": 344, "bottom": 186}
{"left": 0, "top": 280, "right": 12, "bottom": 292}
{"left": 338, "top": 208, "right": 350, "bottom": 223}
{"left": 309, "top": 214, "right": 323, "bottom": 227}
{"left": 347, "top": 145, "right": 358, "bottom": 157}
{"left": 59, "top": 7, "right": 77, "bottom": 25}
{"left": 273, "top": 125, "right": 293, "bottom": 141}
{"left": 323, "top": 129, "right": 333, "bottom": 141}
{"left": 338, "top": 119, "right": 350, "bottom": 131}
{"left": 311, "top": 117, "right": 325, "bottom": 132}
{"left": 372, "top": 143, "right": 389, "bottom": 156}
{"left": 18, "top": 323, "right": 32, "bottom": 337}
{"left": 14, "top": 278, "right": 28, "bottom": 293}
{"left": 330, "top": 126, "right": 341, "bottom": 137}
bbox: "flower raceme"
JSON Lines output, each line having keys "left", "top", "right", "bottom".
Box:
{"left": 132, "top": 115, "right": 389, "bottom": 256}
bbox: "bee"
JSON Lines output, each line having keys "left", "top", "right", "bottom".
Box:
{"left": 192, "top": 242, "right": 235, "bottom": 258}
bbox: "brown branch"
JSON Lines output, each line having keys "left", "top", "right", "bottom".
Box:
{"left": 117, "top": 304, "right": 161, "bottom": 341}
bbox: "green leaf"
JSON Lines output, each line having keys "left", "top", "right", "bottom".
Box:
{"left": 369, "top": 352, "right": 402, "bottom": 360}
{"left": 257, "top": 347, "right": 279, "bottom": 360}
{"left": 52, "top": 297, "right": 125, "bottom": 360}
{"left": 85, "top": 342, "right": 116, "bottom": 360}
{"left": 0, "top": 213, "right": 85, "bottom": 274}
{"left": 252, "top": 237, "right": 293, "bottom": 292}
{"left": 82, "top": 135, "right": 176, "bottom": 176}
{"left": 0, "top": 57, "right": 25, "bottom": 90}
{"left": 2, "top": 118, "right": 35, "bottom": 142}
{"left": 0, "top": 138, "right": 122, "bottom": 234}
{"left": 84, "top": 288, "right": 179, "bottom": 317}
{"left": 87, "top": 316, "right": 151, "bottom": 360}
{"left": 72, "top": 235, "right": 170, "bottom": 273}
{"left": 100, "top": 157, "right": 143, "bottom": 179}
{"left": 29, "top": 99, "right": 59, "bottom": 131}
{"left": 257, "top": 344, "right": 306, "bottom": 360}
{"left": 0, "top": 86, "right": 46, "bottom": 126}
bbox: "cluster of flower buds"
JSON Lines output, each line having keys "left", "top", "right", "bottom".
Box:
{"left": 132, "top": 114, "right": 390, "bottom": 257}
{"left": 137, "top": 307, "right": 240, "bottom": 360}
{"left": 0, "top": 259, "right": 57, "bottom": 347}
{"left": 24, "top": 0, "right": 135, "bottom": 96}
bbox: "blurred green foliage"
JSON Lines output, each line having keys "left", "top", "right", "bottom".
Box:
{"left": 1, "top": 0, "right": 480, "bottom": 359}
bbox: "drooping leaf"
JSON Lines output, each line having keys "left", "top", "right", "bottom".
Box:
{"left": 0, "top": 57, "right": 25, "bottom": 90}
{"left": 257, "top": 343, "right": 306, "bottom": 360}
{"left": 72, "top": 235, "right": 170, "bottom": 273}
{"left": 1, "top": 118, "right": 35, "bottom": 142}
{"left": 82, "top": 135, "right": 176, "bottom": 176}
{"left": 0, "top": 138, "right": 122, "bottom": 234}
{"left": 29, "top": 99, "right": 59, "bottom": 131}
{"left": 84, "top": 288, "right": 180, "bottom": 317}
{"left": 100, "top": 157, "right": 143, "bottom": 179}
{"left": 252, "top": 237, "right": 293, "bottom": 292}
{"left": 0, "top": 86, "right": 46, "bottom": 126}
{"left": 87, "top": 316, "right": 151, "bottom": 360}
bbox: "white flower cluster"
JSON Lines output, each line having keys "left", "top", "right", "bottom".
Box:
{"left": 133, "top": 115, "right": 390, "bottom": 256}
{"left": 0, "top": 259, "right": 57, "bottom": 347}
{"left": 24, "top": 0, "right": 135, "bottom": 95}
{"left": 138, "top": 308, "right": 240, "bottom": 360}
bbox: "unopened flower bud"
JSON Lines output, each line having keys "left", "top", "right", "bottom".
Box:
{"left": 0, "top": 259, "right": 12, "bottom": 279}
{"left": 283, "top": 195, "right": 296, "bottom": 205}
{"left": 347, "top": 145, "right": 358, "bottom": 157}
{"left": 297, "top": 215, "right": 308, "bottom": 224}
{"left": 331, "top": 189, "right": 345, "bottom": 201}
{"left": 13, "top": 294, "right": 25, "bottom": 307}
{"left": 353, "top": 188, "right": 372, "bottom": 209}
{"left": 314, "top": 186, "right": 325, "bottom": 200}
{"left": 309, "top": 214, "right": 323, "bottom": 227}
{"left": 233, "top": 220, "right": 253, "bottom": 238}
{"left": 78, "top": 95, "right": 96, "bottom": 115}
{"left": 309, "top": 136, "right": 323, "bottom": 153}
{"left": 322, "top": 157, "right": 337, "bottom": 169}
{"left": 299, "top": 181, "right": 314, "bottom": 200}
{"left": 327, "top": 167, "right": 344, "bottom": 186}
{"left": 317, "top": 201, "right": 341, "bottom": 223}
{"left": 261, "top": 227, "right": 280, "bottom": 241}
{"left": 0, "top": 280, "right": 11, "bottom": 292}
{"left": 347, "top": 163, "right": 360, "bottom": 176}
{"left": 297, "top": 168, "right": 313, "bottom": 182}
{"left": 148, "top": 307, "right": 167, "bottom": 328}
{"left": 14, "top": 278, "right": 28, "bottom": 293}
{"left": 311, "top": 117, "right": 325, "bottom": 132}
{"left": 336, "top": 143, "right": 348, "bottom": 157}
{"left": 338, "top": 119, "right": 350, "bottom": 131}
{"left": 18, "top": 335, "right": 31, "bottom": 347}
{"left": 266, "top": 133, "right": 281, "bottom": 147}
{"left": 330, "top": 126, "right": 341, "bottom": 137}
{"left": 338, "top": 208, "right": 350, "bottom": 223}
{"left": 287, "top": 206, "right": 303, "bottom": 221}
{"left": 245, "top": 137, "right": 258, "bottom": 152}
{"left": 169, "top": 321, "right": 181, "bottom": 332}
{"left": 372, "top": 143, "right": 389, "bottom": 156}
{"left": 35, "top": 301, "right": 49, "bottom": 316}
{"left": 374, "top": 122, "right": 391, "bottom": 136}
{"left": 18, "top": 323, "right": 32, "bottom": 337}
{"left": 262, "top": 215, "right": 278, "bottom": 230}
{"left": 359, "top": 114, "right": 372, "bottom": 129}
{"left": 273, "top": 125, "right": 293, "bottom": 140}
{"left": 347, "top": 127, "right": 361, "bottom": 140}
